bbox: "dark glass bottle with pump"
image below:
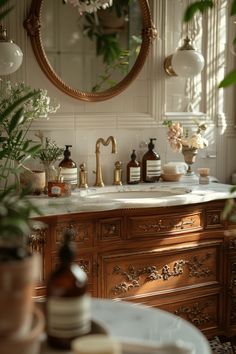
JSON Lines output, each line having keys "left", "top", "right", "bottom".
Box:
{"left": 46, "top": 230, "right": 91, "bottom": 350}
{"left": 127, "top": 150, "right": 141, "bottom": 184}
{"left": 59, "top": 145, "right": 78, "bottom": 189}
{"left": 142, "top": 138, "right": 161, "bottom": 182}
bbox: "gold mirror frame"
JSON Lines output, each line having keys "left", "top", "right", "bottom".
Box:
{"left": 24, "top": 0, "right": 157, "bottom": 102}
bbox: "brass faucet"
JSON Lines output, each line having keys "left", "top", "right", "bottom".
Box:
{"left": 94, "top": 136, "right": 117, "bottom": 187}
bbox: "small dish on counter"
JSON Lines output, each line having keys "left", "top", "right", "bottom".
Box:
{"left": 161, "top": 173, "right": 183, "bottom": 182}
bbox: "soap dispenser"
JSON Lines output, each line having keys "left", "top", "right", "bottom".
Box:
{"left": 59, "top": 145, "right": 78, "bottom": 189}
{"left": 142, "top": 138, "right": 161, "bottom": 183}
{"left": 127, "top": 150, "right": 141, "bottom": 184}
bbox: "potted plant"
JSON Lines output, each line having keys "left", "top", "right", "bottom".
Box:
{"left": 0, "top": 80, "right": 58, "bottom": 354}
{"left": 34, "top": 131, "right": 64, "bottom": 192}
{"left": 0, "top": 80, "right": 59, "bottom": 189}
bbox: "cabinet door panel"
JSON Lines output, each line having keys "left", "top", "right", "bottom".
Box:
{"left": 51, "top": 220, "right": 94, "bottom": 250}
{"left": 100, "top": 242, "right": 222, "bottom": 299}
{"left": 98, "top": 218, "right": 123, "bottom": 243}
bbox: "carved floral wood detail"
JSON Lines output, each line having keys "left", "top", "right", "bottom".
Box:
{"left": 174, "top": 302, "right": 213, "bottom": 326}
{"left": 28, "top": 226, "right": 47, "bottom": 283}
{"left": 77, "top": 259, "right": 90, "bottom": 274}
{"left": 55, "top": 222, "right": 91, "bottom": 244}
{"left": 132, "top": 214, "right": 201, "bottom": 235}
{"left": 111, "top": 254, "right": 213, "bottom": 295}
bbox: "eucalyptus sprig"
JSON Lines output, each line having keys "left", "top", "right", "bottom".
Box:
{"left": 35, "top": 131, "right": 64, "bottom": 163}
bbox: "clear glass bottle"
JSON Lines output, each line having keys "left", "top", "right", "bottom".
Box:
{"left": 127, "top": 150, "right": 141, "bottom": 184}
{"left": 59, "top": 145, "right": 78, "bottom": 189}
{"left": 142, "top": 138, "right": 161, "bottom": 183}
{"left": 42, "top": 160, "right": 58, "bottom": 193}
{"left": 46, "top": 230, "right": 91, "bottom": 350}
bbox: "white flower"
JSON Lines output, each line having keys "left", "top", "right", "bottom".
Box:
{"left": 64, "top": 0, "right": 113, "bottom": 15}
{"left": 164, "top": 120, "right": 208, "bottom": 152}
{"left": 0, "top": 81, "right": 60, "bottom": 124}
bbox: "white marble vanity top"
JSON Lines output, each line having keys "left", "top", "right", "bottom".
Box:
{"left": 41, "top": 298, "right": 211, "bottom": 354}
{"left": 29, "top": 179, "right": 236, "bottom": 217}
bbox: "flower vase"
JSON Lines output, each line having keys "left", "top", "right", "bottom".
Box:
{"left": 42, "top": 161, "right": 58, "bottom": 193}
{"left": 182, "top": 146, "right": 198, "bottom": 175}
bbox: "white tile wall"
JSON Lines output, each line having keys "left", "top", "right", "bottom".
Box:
{"left": 4, "top": 0, "right": 236, "bottom": 186}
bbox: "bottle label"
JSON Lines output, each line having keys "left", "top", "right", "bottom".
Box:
{"left": 51, "top": 185, "right": 62, "bottom": 196}
{"left": 47, "top": 294, "right": 91, "bottom": 338}
{"left": 146, "top": 160, "right": 161, "bottom": 177}
{"left": 60, "top": 167, "right": 78, "bottom": 185}
{"left": 129, "top": 167, "right": 141, "bottom": 181}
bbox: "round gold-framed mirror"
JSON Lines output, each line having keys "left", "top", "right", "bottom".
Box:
{"left": 24, "top": 0, "right": 156, "bottom": 102}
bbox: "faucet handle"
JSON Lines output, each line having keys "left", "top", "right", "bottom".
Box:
{"left": 113, "top": 161, "right": 122, "bottom": 186}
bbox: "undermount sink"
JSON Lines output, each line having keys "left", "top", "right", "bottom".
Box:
{"left": 82, "top": 186, "right": 192, "bottom": 201}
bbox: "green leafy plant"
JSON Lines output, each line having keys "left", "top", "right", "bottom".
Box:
{"left": 92, "top": 49, "right": 130, "bottom": 92}
{"left": 183, "top": 0, "right": 236, "bottom": 88}
{"left": 0, "top": 81, "right": 59, "bottom": 189}
{"left": 0, "top": 186, "right": 41, "bottom": 249}
{"left": 83, "top": 0, "right": 132, "bottom": 65}
{"left": 0, "top": 5, "right": 58, "bottom": 253}
{"left": 34, "top": 131, "right": 64, "bottom": 163}
{"left": 0, "top": 85, "right": 49, "bottom": 249}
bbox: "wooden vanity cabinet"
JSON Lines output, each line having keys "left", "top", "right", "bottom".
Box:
{"left": 30, "top": 200, "right": 236, "bottom": 338}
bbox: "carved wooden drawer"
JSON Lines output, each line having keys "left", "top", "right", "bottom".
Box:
{"left": 156, "top": 292, "right": 221, "bottom": 334}
{"left": 205, "top": 209, "right": 225, "bottom": 229}
{"left": 51, "top": 220, "right": 94, "bottom": 250}
{"left": 127, "top": 211, "right": 203, "bottom": 239}
{"left": 98, "top": 218, "right": 123, "bottom": 242}
{"left": 100, "top": 241, "right": 222, "bottom": 299}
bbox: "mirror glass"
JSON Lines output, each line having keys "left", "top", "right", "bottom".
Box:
{"left": 41, "top": 0, "right": 142, "bottom": 93}
{"left": 24, "top": 0, "right": 155, "bottom": 101}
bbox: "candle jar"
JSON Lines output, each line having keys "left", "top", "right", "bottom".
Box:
{"left": 48, "top": 181, "right": 71, "bottom": 197}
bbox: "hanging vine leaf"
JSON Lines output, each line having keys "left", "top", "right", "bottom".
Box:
{"left": 183, "top": 0, "right": 213, "bottom": 22}
{"left": 230, "top": 0, "right": 236, "bottom": 15}
{"left": 0, "top": 0, "right": 14, "bottom": 21}
{"left": 218, "top": 69, "right": 236, "bottom": 88}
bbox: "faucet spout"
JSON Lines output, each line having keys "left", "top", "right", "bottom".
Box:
{"left": 94, "top": 136, "right": 117, "bottom": 187}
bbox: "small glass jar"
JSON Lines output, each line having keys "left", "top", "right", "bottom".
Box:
{"left": 42, "top": 161, "right": 58, "bottom": 193}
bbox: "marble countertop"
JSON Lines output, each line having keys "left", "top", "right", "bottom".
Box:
{"left": 29, "top": 178, "right": 236, "bottom": 217}
{"left": 41, "top": 298, "right": 211, "bottom": 354}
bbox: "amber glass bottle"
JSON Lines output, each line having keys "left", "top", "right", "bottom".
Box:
{"left": 127, "top": 150, "right": 141, "bottom": 184}
{"left": 59, "top": 145, "right": 78, "bottom": 189}
{"left": 142, "top": 138, "right": 161, "bottom": 182}
{"left": 46, "top": 230, "right": 91, "bottom": 350}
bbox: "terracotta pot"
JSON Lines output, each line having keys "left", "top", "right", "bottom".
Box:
{"left": 0, "top": 306, "right": 45, "bottom": 354}
{"left": 0, "top": 253, "right": 39, "bottom": 337}
{"left": 20, "top": 170, "right": 46, "bottom": 195}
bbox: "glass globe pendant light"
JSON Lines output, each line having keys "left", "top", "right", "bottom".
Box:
{"left": 0, "top": 25, "right": 23, "bottom": 75}
{"left": 171, "top": 36, "right": 205, "bottom": 77}
{"left": 164, "top": 9, "right": 205, "bottom": 79}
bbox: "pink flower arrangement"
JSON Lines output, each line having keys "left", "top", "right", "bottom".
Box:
{"left": 163, "top": 120, "right": 208, "bottom": 152}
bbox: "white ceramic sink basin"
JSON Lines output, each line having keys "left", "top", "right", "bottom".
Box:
{"left": 83, "top": 187, "right": 191, "bottom": 201}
